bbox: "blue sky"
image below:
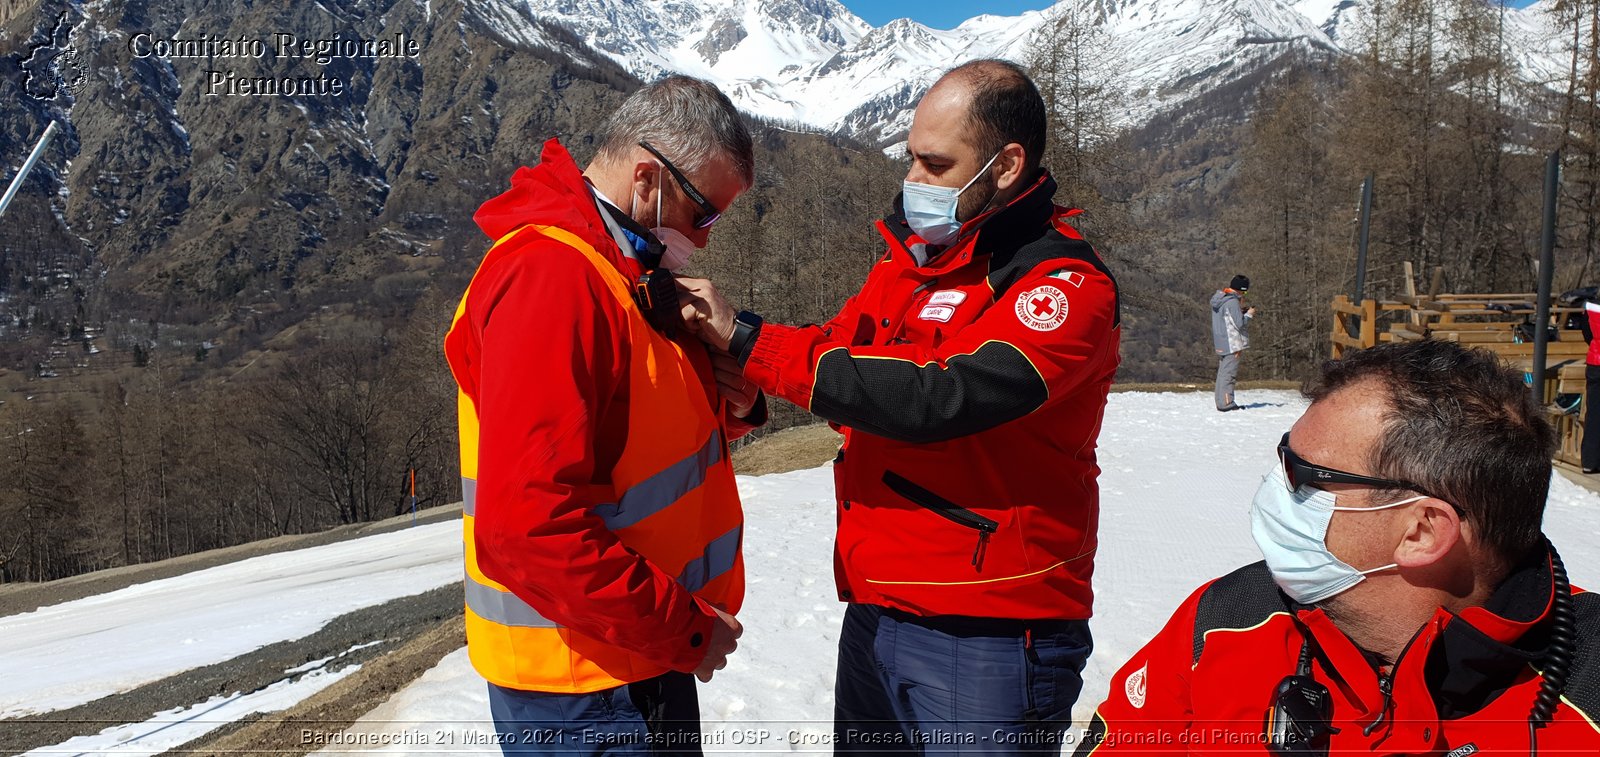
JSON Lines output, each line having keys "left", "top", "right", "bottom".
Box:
{"left": 842, "top": 1, "right": 1056, "bottom": 30}
{"left": 844, "top": 0, "right": 1540, "bottom": 29}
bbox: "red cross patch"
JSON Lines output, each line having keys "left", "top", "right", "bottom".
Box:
{"left": 1014, "top": 284, "right": 1069, "bottom": 331}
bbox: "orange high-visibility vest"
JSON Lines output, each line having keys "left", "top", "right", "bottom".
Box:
{"left": 449, "top": 224, "right": 743, "bottom": 693}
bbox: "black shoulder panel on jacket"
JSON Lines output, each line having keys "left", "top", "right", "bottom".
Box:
{"left": 1071, "top": 712, "right": 1108, "bottom": 757}
{"left": 1562, "top": 590, "right": 1600, "bottom": 723}
{"left": 1192, "top": 561, "right": 1289, "bottom": 665}
{"left": 810, "top": 340, "right": 1048, "bottom": 443}
{"left": 987, "top": 228, "right": 1121, "bottom": 328}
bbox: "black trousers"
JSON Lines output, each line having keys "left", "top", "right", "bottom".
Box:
{"left": 1585, "top": 364, "right": 1600, "bottom": 470}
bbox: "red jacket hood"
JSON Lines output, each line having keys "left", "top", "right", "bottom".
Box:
{"left": 472, "top": 139, "right": 628, "bottom": 271}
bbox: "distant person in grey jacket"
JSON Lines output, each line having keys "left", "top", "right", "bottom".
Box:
{"left": 1211, "top": 274, "right": 1256, "bottom": 411}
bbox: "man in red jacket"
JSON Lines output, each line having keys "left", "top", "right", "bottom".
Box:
{"left": 446, "top": 76, "right": 765, "bottom": 754}
{"left": 679, "top": 59, "right": 1120, "bottom": 754}
{"left": 1075, "top": 339, "right": 1600, "bottom": 755}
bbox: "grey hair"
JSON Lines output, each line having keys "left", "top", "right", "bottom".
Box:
{"left": 595, "top": 75, "right": 754, "bottom": 186}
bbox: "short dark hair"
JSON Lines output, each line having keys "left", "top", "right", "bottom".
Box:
{"left": 596, "top": 75, "right": 754, "bottom": 186}
{"left": 1304, "top": 340, "right": 1554, "bottom": 561}
{"left": 942, "top": 59, "right": 1047, "bottom": 178}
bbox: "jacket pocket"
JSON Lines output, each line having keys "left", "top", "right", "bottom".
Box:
{"left": 882, "top": 470, "right": 998, "bottom": 570}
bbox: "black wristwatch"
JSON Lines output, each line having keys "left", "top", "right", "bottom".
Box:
{"left": 728, "top": 310, "right": 764, "bottom": 366}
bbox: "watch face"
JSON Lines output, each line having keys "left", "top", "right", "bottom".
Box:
{"left": 731, "top": 312, "right": 762, "bottom": 359}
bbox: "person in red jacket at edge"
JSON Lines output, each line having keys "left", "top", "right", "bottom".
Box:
{"left": 1072, "top": 339, "right": 1600, "bottom": 756}
{"left": 445, "top": 76, "right": 767, "bottom": 755}
{"left": 678, "top": 59, "right": 1121, "bottom": 754}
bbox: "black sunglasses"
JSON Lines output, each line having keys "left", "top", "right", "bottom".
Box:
{"left": 1276, "top": 432, "right": 1432, "bottom": 496}
{"left": 638, "top": 141, "right": 722, "bottom": 230}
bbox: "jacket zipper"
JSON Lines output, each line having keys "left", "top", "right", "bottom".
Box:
{"left": 1363, "top": 625, "right": 1427, "bottom": 738}
{"left": 881, "top": 471, "right": 998, "bottom": 569}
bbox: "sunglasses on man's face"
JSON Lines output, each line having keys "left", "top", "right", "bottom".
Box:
{"left": 638, "top": 141, "right": 723, "bottom": 230}
{"left": 1275, "top": 432, "right": 1430, "bottom": 495}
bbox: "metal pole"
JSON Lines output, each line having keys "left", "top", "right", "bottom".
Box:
{"left": 1533, "top": 151, "right": 1559, "bottom": 407}
{"left": 1354, "top": 174, "right": 1374, "bottom": 303}
{"left": 0, "top": 121, "right": 59, "bottom": 220}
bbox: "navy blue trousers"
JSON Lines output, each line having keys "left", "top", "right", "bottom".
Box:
{"left": 834, "top": 603, "right": 1091, "bottom": 755}
{"left": 486, "top": 673, "right": 702, "bottom": 756}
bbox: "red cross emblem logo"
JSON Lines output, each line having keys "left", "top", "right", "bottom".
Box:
{"left": 1015, "top": 284, "right": 1069, "bottom": 332}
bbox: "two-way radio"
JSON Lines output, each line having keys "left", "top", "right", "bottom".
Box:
{"left": 633, "top": 268, "right": 681, "bottom": 336}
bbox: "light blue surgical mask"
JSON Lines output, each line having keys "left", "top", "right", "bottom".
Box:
{"left": 1249, "top": 465, "right": 1425, "bottom": 605}
{"left": 902, "top": 152, "right": 1000, "bottom": 247}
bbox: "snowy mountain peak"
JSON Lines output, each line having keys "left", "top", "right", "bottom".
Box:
{"left": 473, "top": 0, "right": 1563, "bottom": 145}
{"left": 753, "top": 0, "right": 871, "bottom": 46}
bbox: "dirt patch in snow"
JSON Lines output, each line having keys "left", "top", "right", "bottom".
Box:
{"left": 176, "top": 614, "right": 467, "bottom": 755}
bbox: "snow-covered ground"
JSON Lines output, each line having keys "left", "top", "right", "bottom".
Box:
{"left": 0, "top": 521, "right": 463, "bottom": 718}
{"left": 317, "top": 389, "right": 1600, "bottom": 754}
{"left": 9, "top": 389, "right": 1600, "bottom": 754}
{"left": 21, "top": 663, "right": 364, "bottom": 757}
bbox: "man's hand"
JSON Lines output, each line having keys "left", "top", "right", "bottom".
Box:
{"left": 1245, "top": 306, "right": 1259, "bottom": 317}
{"left": 710, "top": 349, "right": 759, "bottom": 418}
{"left": 677, "top": 277, "right": 738, "bottom": 352}
{"left": 692, "top": 606, "right": 743, "bottom": 682}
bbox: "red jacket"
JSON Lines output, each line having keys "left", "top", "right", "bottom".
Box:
{"left": 1586, "top": 300, "right": 1600, "bottom": 365}
{"left": 742, "top": 173, "right": 1121, "bottom": 620}
{"left": 452, "top": 139, "right": 760, "bottom": 673}
{"left": 1076, "top": 554, "right": 1600, "bottom": 755}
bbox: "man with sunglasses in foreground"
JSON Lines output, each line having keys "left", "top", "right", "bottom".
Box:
{"left": 446, "top": 76, "right": 763, "bottom": 754}
{"left": 1075, "top": 339, "right": 1599, "bottom": 756}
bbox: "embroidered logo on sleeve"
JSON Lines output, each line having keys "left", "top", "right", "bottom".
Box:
{"left": 1126, "top": 662, "right": 1148, "bottom": 709}
{"left": 1015, "top": 284, "right": 1069, "bottom": 331}
{"left": 918, "top": 304, "right": 956, "bottom": 322}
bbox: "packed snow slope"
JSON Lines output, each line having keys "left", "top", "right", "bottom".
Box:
{"left": 321, "top": 389, "right": 1600, "bottom": 754}
{"left": 0, "top": 522, "right": 463, "bottom": 719}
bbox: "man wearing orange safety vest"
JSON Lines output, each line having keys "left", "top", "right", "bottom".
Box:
{"left": 444, "top": 76, "right": 763, "bottom": 754}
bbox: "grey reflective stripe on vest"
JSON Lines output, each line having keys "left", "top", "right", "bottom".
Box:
{"left": 593, "top": 430, "right": 724, "bottom": 530}
{"left": 678, "top": 525, "right": 742, "bottom": 593}
{"left": 464, "top": 574, "right": 558, "bottom": 628}
{"left": 462, "top": 477, "right": 477, "bottom": 517}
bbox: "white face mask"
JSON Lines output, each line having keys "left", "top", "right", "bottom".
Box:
{"left": 1249, "top": 464, "right": 1426, "bottom": 605}
{"left": 631, "top": 169, "right": 699, "bottom": 271}
{"left": 654, "top": 227, "right": 696, "bottom": 271}
{"left": 901, "top": 152, "right": 1000, "bottom": 247}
